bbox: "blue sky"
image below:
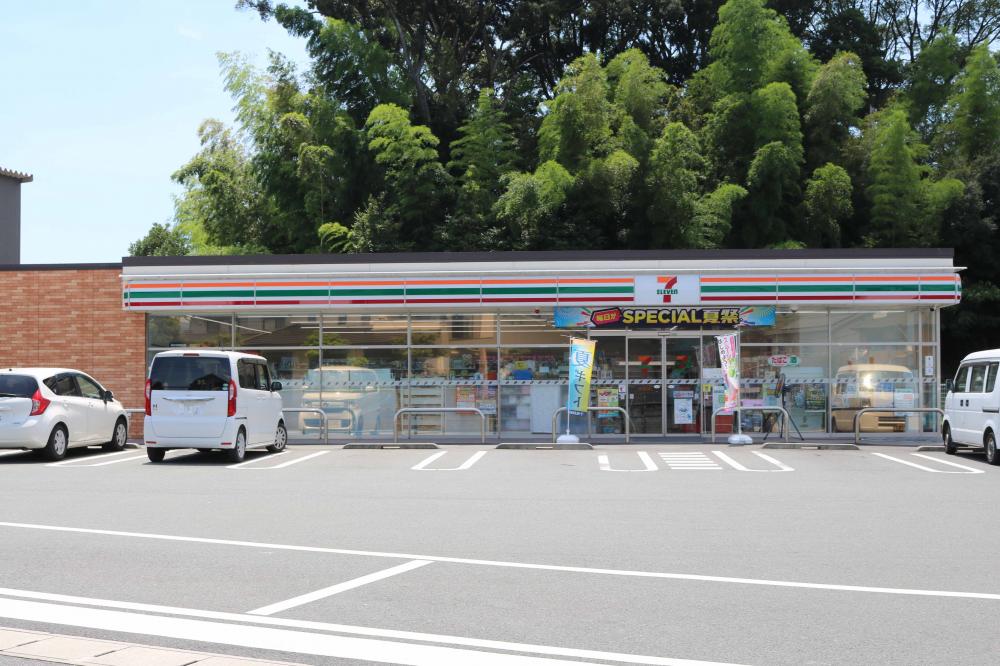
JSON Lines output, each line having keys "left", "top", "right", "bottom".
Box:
{"left": 0, "top": 1, "right": 309, "bottom": 263}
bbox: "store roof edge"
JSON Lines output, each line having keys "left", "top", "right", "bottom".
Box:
{"left": 122, "top": 248, "right": 955, "bottom": 268}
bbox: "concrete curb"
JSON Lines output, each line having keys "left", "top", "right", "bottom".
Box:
{"left": 761, "top": 442, "right": 860, "bottom": 450}
{"left": 342, "top": 443, "right": 440, "bottom": 449}
{"left": 915, "top": 445, "right": 946, "bottom": 452}
{"left": 0, "top": 626, "right": 303, "bottom": 665}
{"left": 495, "top": 443, "right": 594, "bottom": 450}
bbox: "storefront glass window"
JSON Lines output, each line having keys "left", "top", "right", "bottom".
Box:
{"left": 310, "top": 348, "right": 407, "bottom": 437}
{"left": 410, "top": 314, "right": 497, "bottom": 346}
{"left": 830, "top": 310, "right": 920, "bottom": 343}
{"left": 499, "top": 348, "right": 570, "bottom": 435}
{"left": 148, "top": 314, "right": 233, "bottom": 348}
{"left": 740, "top": 345, "right": 829, "bottom": 432}
{"left": 244, "top": 349, "right": 321, "bottom": 439}
{"left": 830, "top": 345, "right": 920, "bottom": 433}
{"left": 407, "top": 348, "right": 497, "bottom": 435}
{"left": 741, "top": 311, "right": 829, "bottom": 344}
{"left": 322, "top": 314, "right": 408, "bottom": 346}
{"left": 236, "top": 316, "right": 319, "bottom": 347}
{"left": 499, "top": 312, "right": 579, "bottom": 345}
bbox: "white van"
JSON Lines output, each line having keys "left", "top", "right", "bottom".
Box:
{"left": 144, "top": 351, "right": 286, "bottom": 463}
{"left": 830, "top": 363, "right": 918, "bottom": 433}
{"left": 943, "top": 350, "right": 1000, "bottom": 464}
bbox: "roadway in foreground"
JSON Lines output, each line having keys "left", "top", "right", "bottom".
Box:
{"left": 0, "top": 443, "right": 998, "bottom": 665}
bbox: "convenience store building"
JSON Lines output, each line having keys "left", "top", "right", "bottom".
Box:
{"left": 112, "top": 248, "right": 959, "bottom": 441}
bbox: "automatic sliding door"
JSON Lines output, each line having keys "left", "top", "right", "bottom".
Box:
{"left": 665, "top": 337, "right": 701, "bottom": 435}
{"left": 628, "top": 338, "right": 663, "bottom": 434}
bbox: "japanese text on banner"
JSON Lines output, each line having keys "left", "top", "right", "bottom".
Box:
{"left": 567, "top": 338, "right": 596, "bottom": 415}
{"left": 716, "top": 333, "right": 739, "bottom": 411}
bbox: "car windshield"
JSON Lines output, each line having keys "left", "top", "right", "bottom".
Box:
{"left": 0, "top": 374, "right": 39, "bottom": 398}
{"left": 149, "top": 357, "right": 231, "bottom": 391}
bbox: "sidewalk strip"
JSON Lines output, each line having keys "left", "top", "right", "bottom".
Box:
{"left": 0, "top": 592, "right": 738, "bottom": 666}
{"left": 248, "top": 559, "right": 433, "bottom": 616}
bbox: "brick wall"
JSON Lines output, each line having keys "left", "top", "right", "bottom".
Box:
{"left": 0, "top": 267, "right": 146, "bottom": 437}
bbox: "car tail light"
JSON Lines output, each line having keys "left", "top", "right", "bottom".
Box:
{"left": 145, "top": 379, "right": 152, "bottom": 416}
{"left": 29, "top": 389, "right": 50, "bottom": 416}
{"left": 228, "top": 379, "right": 237, "bottom": 417}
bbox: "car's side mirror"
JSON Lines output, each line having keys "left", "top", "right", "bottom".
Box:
{"left": 945, "top": 378, "right": 953, "bottom": 392}
{"left": 270, "top": 381, "right": 283, "bottom": 392}
{"left": 103, "top": 389, "right": 114, "bottom": 402}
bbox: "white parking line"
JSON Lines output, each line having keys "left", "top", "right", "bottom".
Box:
{"left": 598, "top": 452, "right": 658, "bottom": 472}
{"left": 658, "top": 452, "right": 721, "bottom": 470}
{"left": 226, "top": 452, "right": 288, "bottom": 469}
{"left": 266, "top": 450, "right": 330, "bottom": 469}
{"left": 6, "top": 521, "right": 1000, "bottom": 602}
{"left": 0, "top": 588, "right": 735, "bottom": 666}
{"left": 0, "top": 450, "right": 28, "bottom": 458}
{"left": 411, "top": 451, "right": 487, "bottom": 471}
{"left": 711, "top": 451, "right": 794, "bottom": 472}
{"left": 872, "top": 452, "right": 985, "bottom": 474}
{"left": 911, "top": 453, "right": 985, "bottom": 473}
{"left": 80, "top": 454, "right": 149, "bottom": 467}
{"left": 248, "top": 559, "right": 433, "bottom": 616}
{"left": 46, "top": 450, "right": 134, "bottom": 467}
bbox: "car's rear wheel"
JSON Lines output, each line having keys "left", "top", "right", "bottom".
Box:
{"left": 147, "top": 448, "right": 166, "bottom": 462}
{"left": 943, "top": 425, "right": 957, "bottom": 455}
{"left": 42, "top": 426, "right": 68, "bottom": 461}
{"left": 227, "top": 429, "right": 247, "bottom": 463}
{"left": 267, "top": 422, "right": 287, "bottom": 453}
{"left": 103, "top": 418, "right": 128, "bottom": 452}
{"left": 986, "top": 432, "right": 999, "bottom": 466}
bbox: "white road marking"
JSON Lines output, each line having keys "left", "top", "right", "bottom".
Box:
{"left": 712, "top": 451, "right": 794, "bottom": 472}
{"left": 248, "top": 559, "right": 433, "bottom": 616}
{"left": 598, "top": 452, "right": 658, "bottom": 472}
{"left": 911, "top": 453, "right": 985, "bottom": 473}
{"left": 411, "top": 451, "right": 486, "bottom": 471}
{"left": 0, "top": 589, "right": 736, "bottom": 666}
{"left": 46, "top": 450, "right": 134, "bottom": 467}
{"left": 4, "top": 521, "right": 1000, "bottom": 602}
{"left": 80, "top": 454, "right": 149, "bottom": 467}
{"left": 872, "top": 452, "right": 985, "bottom": 474}
{"left": 226, "top": 452, "right": 288, "bottom": 469}
{"left": 658, "top": 452, "right": 721, "bottom": 470}
{"left": 230, "top": 450, "right": 329, "bottom": 470}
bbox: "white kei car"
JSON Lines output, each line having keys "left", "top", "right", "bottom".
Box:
{"left": 144, "top": 351, "right": 286, "bottom": 463}
{"left": 0, "top": 368, "right": 129, "bottom": 460}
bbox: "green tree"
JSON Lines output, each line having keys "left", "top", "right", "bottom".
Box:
{"left": 494, "top": 161, "right": 575, "bottom": 249}
{"left": 441, "top": 89, "right": 518, "bottom": 249}
{"left": 361, "top": 104, "right": 453, "bottom": 250}
{"left": 538, "top": 53, "right": 613, "bottom": 172}
{"left": 171, "top": 119, "right": 276, "bottom": 253}
{"left": 904, "top": 33, "right": 962, "bottom": 137}
{"left": 805, "top": 51, "right": 867, "bottom": 169}
{"left": 128, "top": 223, "right": 192, "bottom": 257}
{"left": 944, "top": 44, "right": 1000, "bottom": 163}
{"left": 803, "top": 163, "right": 853, "bottom": 246}
{"left": 646, "top": 122, "right": 706, "bottom": 246}
{"left": 691, "top": 184, "right": 748, "bottom": 248}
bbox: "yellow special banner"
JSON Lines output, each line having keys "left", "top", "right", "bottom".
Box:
{"left": 567, "top": 337, "right": 596, "bottom": 415}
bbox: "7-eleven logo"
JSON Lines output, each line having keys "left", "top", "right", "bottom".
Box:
{"left": 657, "top": 276, "right": 679, "bottom": 303}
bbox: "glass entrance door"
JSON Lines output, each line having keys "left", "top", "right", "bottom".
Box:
{"left": 592, "top": 334, "right": 704, "bottom": 436}
{"left": 628, "top": 338, "right": 662, "bottom": 434}
{"left": 664, "top": 337, "right": 701, "bottom": 434}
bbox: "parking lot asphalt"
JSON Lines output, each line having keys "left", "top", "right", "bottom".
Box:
{"left": 1, "top": 443, "right": 999, "bottom": 665}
